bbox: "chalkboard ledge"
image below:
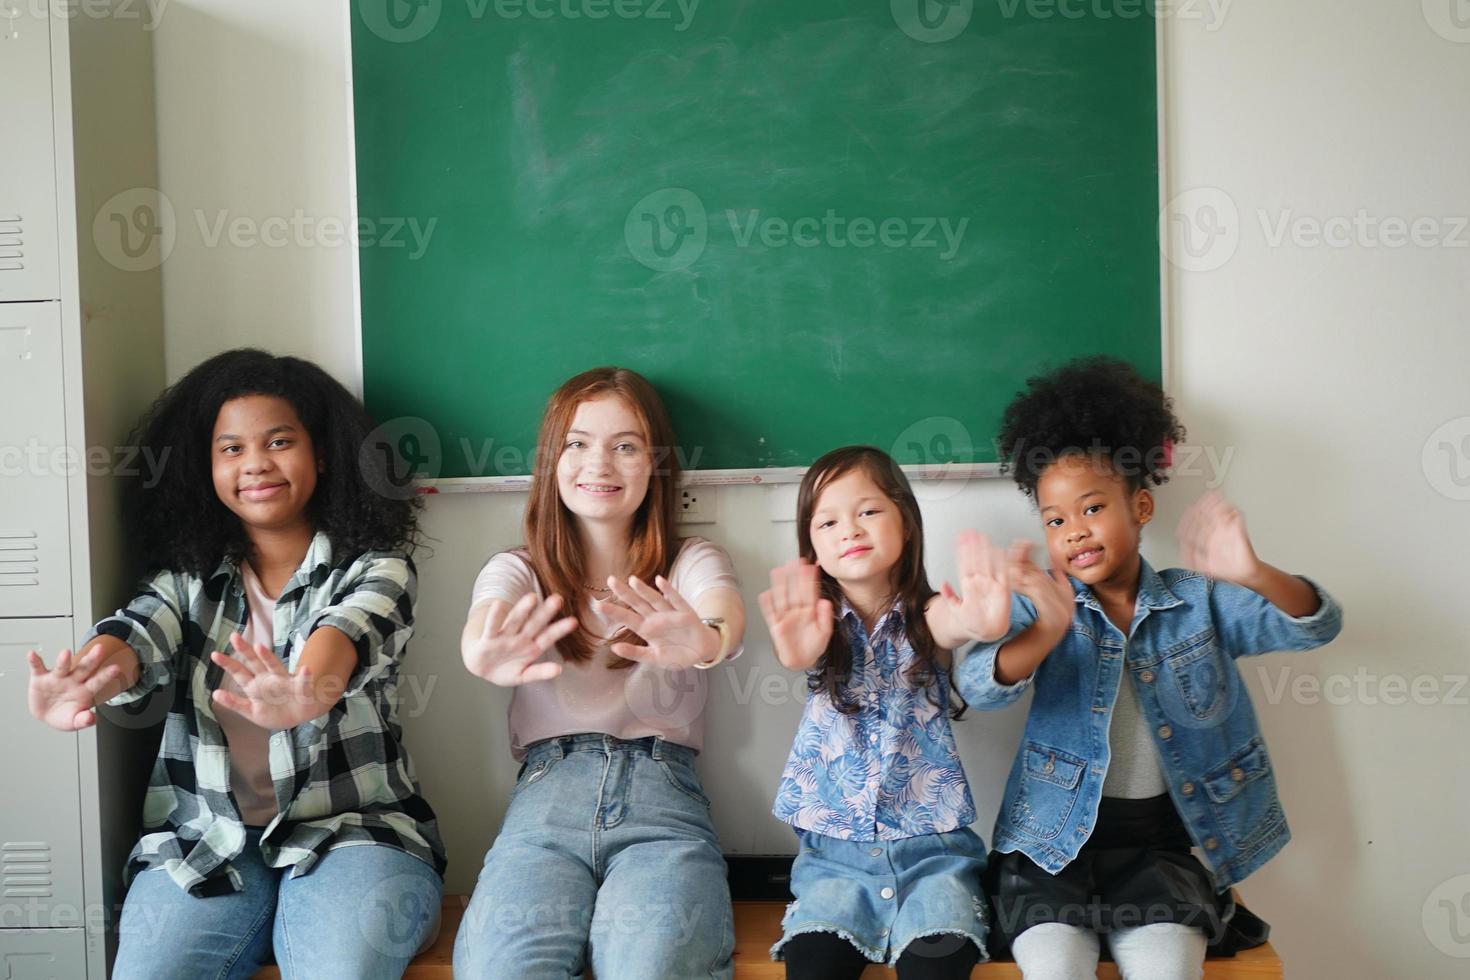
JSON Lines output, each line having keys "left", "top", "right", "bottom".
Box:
{"left": 414, "top": 464, "right": 1005, "bottom": 495}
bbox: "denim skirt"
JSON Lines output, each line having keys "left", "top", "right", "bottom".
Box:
{"left": 772, "top": 826, "right": 989, "bottom": 966}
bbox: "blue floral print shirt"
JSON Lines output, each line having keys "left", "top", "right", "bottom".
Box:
{"left": 772, "top": 599, "right": 977, "bottom": 841}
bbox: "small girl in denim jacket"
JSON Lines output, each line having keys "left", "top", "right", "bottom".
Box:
{"left": 761, "top": 446, "right": 1014, "bottom": 980}
{"left": 957, "top": 358, "right": 1343, "bottom": 979}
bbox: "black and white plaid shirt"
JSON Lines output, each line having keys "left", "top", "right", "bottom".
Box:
{"left": 89, "top": 532, "right": 446, "bottom": 895}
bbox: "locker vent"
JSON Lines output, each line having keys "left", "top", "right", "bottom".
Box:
{"left": 1, "top": 841, "right": 53, "bottom": 899}
{"left": 0, "top": 531, "right": 40, "bottom": 588}
{"left": 0, "top": 215, "right": 23, "bottom": 273}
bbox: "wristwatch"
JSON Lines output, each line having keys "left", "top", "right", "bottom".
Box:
{"left": 693, "top": 617, "right": 729, "bottom": 670}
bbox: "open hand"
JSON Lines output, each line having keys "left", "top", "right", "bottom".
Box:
{"left": 756, "top": 559, "right": 835, "bottom": 670}
{"left": 602, "top": 575, "right": 721, "bottom": 669}
{"left": 1008, "top": 541, "right": 1076, "bottom": 636}
{"left": 210, "top": 633, "right": 327, "bottom": 730}
{"left": 1177, "top": 492, "right": 1261, "bottom": 584}
{"left": 463, "top": 592, "right": 578, "bottom": 686}
{"left": 27, "top": 647, "right": 125, "bottom": 732}
{"left": 933, "top": 530, "right": 1012, "bottom": 643}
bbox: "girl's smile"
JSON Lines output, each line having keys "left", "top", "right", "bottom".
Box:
{"left": 211, "top": 394, "right": 320, "bottom": 537}
{"left": 556, "top": 395, "right": 652, "bottom": 524}
{"left": 1036, "top": 453, "right": 1153, "bottom": 597}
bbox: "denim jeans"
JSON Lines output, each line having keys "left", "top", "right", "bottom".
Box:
{"left": 112, "top": 828, "right": 443, "bottom": 980}
{"left": 454, "top": 734, "right": 735, "bottom": 980}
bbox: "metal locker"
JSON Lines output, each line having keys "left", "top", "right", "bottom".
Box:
{"left": 0, "top": 929, "right": 88, "bottom": 980}
{"left": 0, "top": 303, "right": 70, "bottom": 618}
{"left": 0, "top": 619, "right": 86, "bottom": 931}
{"left": 0, "top": 4, "right": 61, "bottom": 302}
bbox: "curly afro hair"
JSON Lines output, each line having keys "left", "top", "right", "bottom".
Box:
{"left": 126, "top": 348, "right": 422, "bottom": 575}
{"left": 997, "top": 356, "right": 1186, "bottom": 500}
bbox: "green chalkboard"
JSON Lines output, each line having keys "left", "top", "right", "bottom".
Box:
{"left": 351, "top": 0, "right": 1161, "bottom": 478}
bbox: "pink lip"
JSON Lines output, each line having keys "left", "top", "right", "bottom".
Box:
{"left": 1070, "top": 547, "right": 1103, "bottom": 568}
{"left": 841, "top": 545, "right": 873, "bottom": 559}
{"left": 240, "top": 483, "right": 286, "bottom": 500}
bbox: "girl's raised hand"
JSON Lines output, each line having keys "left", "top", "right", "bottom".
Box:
{"left": 1008, "top": 541, "right": 1075, "bottom": 635}
{"left": 27, "top": 647, "right": 125, "bottom": 732}
{"left": 1177, "top": 491, "right": 1260, "bottom": 584}
{"left": 756, "top": 559, "right": 834, "bottom": 671}
{"left": 934, "top": 530, "right": 1012, "bottom": 643}
{"left": 463, "top": 593, "right": 577, "bottom": 686}
{"left": 210, "top": 633, "right": 327, "bottom": 730}
{"left": 602, "top": 575, "right": 721, "bottom": 669}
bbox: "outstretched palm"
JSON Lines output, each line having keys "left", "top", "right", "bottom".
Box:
{"left": 934, "top": 530, "right": 1012, "bottom": 643}
{"left": 463, "top": 592, "right": 578, "bottom": 686}
{"left": 757, "top": 559, "right": 834, "bottom": 670}
{"left": 602, "top": 575, "right": 720, "bottom": 668}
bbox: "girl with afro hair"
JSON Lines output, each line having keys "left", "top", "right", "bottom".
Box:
{"left": 957, "top": 356, "right": 1343, "bottom": 979}
{"left": 26, "top": 349, "right": 446, "bottom": 980}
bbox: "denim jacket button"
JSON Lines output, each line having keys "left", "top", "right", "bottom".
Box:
{"left": 1230, "top": 767, "right": 1245, "bottom": 782}
{"left": 1158, "top": 725, "right": 1173, "bottom": 739}
{"left": 870, "top": 847, "right": 883, "bottom": 856}
{"left": 1204, "top": 837, "right": 1218, "bottom": 850}
{"left": 880, "top": 887, "right": 895, "bottom": 900}
{"left": 1139, "top": 669, "right": 1155, "bottom": 683}
{"left": 1181, "top": 781, "right": 1195, "bottom": 796}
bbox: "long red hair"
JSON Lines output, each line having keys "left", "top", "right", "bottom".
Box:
{"left": 523, "top": 367, "right": 683, "bottom": 666}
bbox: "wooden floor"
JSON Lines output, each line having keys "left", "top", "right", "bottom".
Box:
{"left": 253, "top": 898, "right": 1283, "bottom": 978}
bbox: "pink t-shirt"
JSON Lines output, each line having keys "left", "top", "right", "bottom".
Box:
{"left": 214, "top": 563, "right": 280, "bottom": 827}
{"left": 470, "top": 537, "right": 741, "bottom": 761}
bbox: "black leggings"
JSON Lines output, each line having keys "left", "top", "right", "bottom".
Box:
{"left": 783, "top": 930, "right": 980, "bottom": 980}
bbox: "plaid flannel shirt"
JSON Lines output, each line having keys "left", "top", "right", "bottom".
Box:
{"left": 89, "top": 531, "right": 446, "bottom": 895}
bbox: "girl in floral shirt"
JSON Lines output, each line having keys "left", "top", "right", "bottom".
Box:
{"left": 761, "top": 446, "right": 1012, "bottom": 979}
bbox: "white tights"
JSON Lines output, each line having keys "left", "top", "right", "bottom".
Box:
{"left": 1011, "top": 921, "right": 1207, "bottom": 980}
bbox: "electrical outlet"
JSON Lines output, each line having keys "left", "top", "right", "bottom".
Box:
{"left": 679, "top": 486, "right": 717, "bottom": 524}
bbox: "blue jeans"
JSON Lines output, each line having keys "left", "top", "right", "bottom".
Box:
{"left": 455, "top": 734, "right": 735, "bottom": 980}
{"left": 112, "top": 829, "right": 443, "bottom": 980}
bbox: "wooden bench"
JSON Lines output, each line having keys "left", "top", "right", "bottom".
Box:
{"left": 253, "top": 898, "right": 1283, "bottom": 978}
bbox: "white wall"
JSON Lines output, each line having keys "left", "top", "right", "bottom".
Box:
{"left": 139, "top": 2, "right": 1470, "bottom": 976}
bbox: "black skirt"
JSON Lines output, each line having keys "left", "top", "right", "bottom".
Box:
{"left": 982, "top": 794, "right": 1270, "bottom": 960}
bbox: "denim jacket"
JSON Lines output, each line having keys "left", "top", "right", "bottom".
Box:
{"left": 955, "top": 560, "right": 1342, "bottom": 891}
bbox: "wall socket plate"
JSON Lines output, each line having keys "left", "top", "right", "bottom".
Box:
{"left": 678, "top": 486, "right": 718, "bottom": 524}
